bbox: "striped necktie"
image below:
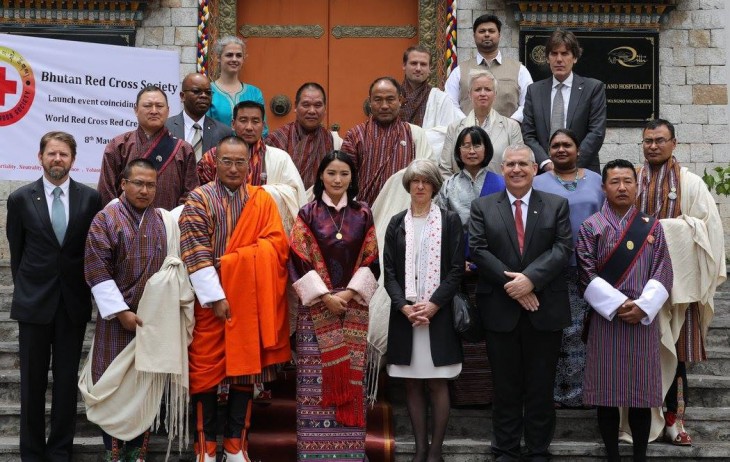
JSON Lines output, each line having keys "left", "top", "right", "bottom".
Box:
{"left": 192, "top": 123, "right": 203, "bottom": 161}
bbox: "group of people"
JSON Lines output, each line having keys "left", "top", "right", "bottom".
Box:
{"left": 5, "top": 13, "right": 726, "bottom": 462}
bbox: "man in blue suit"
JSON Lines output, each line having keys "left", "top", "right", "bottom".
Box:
{"left": 522, "top": 30, "right": 607, "bottom": 174}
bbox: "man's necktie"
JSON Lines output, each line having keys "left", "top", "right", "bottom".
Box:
{"left": 550, "top": 83, "right": 565, "bottom": 136}
{"left": 51, "top": 186, "right": 66, "bottom": 244}
{"left": 514, "top": 199, "right": 524, "bottom": 254}
{"left": 192, "top": 123, "right": 203, "bottom": 161}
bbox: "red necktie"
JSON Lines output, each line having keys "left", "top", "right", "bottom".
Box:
{"left": 514, "top": 199, "right": 524, "bottom": 253}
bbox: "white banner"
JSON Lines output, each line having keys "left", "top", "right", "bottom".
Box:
{"left": 0, "top": 34, "right": 181, "bottom": 182}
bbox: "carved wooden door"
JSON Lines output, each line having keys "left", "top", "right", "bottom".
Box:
{"left": 237, "top": 0, "right": 418, "bottom": 133}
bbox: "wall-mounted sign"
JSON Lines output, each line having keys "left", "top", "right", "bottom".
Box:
{"left": 521, "top": 31, "right": 659, "bottom": 127}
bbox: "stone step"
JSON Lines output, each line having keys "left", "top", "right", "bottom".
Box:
{"left": 0, "top": 341, "right": 92, "bottom": 371}
{"left": 0, "top": 312, "right": 96, "bottom": 343}
{"left": 705, "top": 314, "right": 730, "bottom": 348}
{"left": 689, "top": 346, "right": 730, "bottom": 376}
{"left": 391, "top": 406, "right": 730, "bottom": 443}
{"left": 0, "top": 436, "right": 195, "bottom": 461}
{"left": 393, "top": 438, "right": 730, "bottom": 461}
{"left": 0, "top": 404, "right": 97, "bottom": 438}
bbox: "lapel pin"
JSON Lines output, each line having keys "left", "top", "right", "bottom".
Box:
{"left": 626, "top": 241, "right": 634, "bottom": 250}
{"left": 36, "top": 197, "right": 41, "bottom": 201}
{"left": 156, "top": 155, "right": 163, "bottom": 162}
{"left": 400, "top": 140, "right": 407, "bottom": 147}
{"left": 642, "top": 216, "right": 649, "bottom": 222}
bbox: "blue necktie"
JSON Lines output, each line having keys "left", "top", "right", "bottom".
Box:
{"left": 51, "top": 187, "right": 66, "bottom": 244}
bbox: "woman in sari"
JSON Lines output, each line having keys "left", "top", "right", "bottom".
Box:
{"left": 533, "top": 128, "right": 604, "bottom": 407}
{"left": 436, "top": 125, "right": 505, "bottom": 407}
{"left": 289, "top": 151, "right": 380, "bottom": 461}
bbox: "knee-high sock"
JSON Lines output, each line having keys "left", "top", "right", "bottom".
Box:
{"left": 192, "top": 390, "right": 218, "bottom": 454}
{"left": 665, "top": 362, "right": 688, "bottom": 415}
{"left": 225, "top": 384, "right": 254, "bottom": 450}
{"left": 596, "top": 406, "right": 620, "bottom": 462}
{"left": 629, "top": 407, "right": 652, "bottom": 462}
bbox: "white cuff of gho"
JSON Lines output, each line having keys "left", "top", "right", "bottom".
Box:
{"left": 190, "top": 266, "right": 225, "bottom": 307}
{"left": 584, "top": 276, "right": 626, "bottom": 321}
{"left": 91, "top": 279, "right": 130, "bottom": 320}
{"left": 634, "top": 279, "right": 670, "bottom": 325}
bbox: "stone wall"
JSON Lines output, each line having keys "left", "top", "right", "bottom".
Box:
{"left": 457, "top": 0, "right": 730, "bottom": 249}
{"left": 134, "top": 0, "right": 199, "bottom": 80}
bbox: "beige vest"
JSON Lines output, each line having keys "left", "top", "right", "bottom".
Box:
{"left": 459, "top": 56, "right": 520, "bottom": 118}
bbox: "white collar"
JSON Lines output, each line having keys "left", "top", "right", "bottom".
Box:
{"left": 476, "top": 50, "right": 502, "bottom": 66}
{"left": 552, "top": 73, "right": 574, "bottom": 89}
{"left": 506, "top": 188, "right": 532, "bottom": 206}
{"left": 183, "top": 111, "right": 205, "bottom": 129}
{"left": 42, "top": 176, "right": 70, "bottom": 196}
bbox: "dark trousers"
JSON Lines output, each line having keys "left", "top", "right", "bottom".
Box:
{"left": 18, "top": 307, "right": 87, "bottom": 462}
{"left": 484, "top": 312, "right": 562, "bottom": 462}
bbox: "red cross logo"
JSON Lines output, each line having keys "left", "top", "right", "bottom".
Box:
{"left": 0, "top": 67, "right": 18, "bottom": 106}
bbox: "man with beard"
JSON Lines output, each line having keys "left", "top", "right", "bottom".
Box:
{"left": 166, "top": 73, "right": 234, "bottom": 163}
{"left": 266, "top": 82, "right": 342, "bottom": 190}
{"left": 7, "top": 131, "right": 101, "bottom": 460}
{"left": 98, "top": 85, "right": 199, "bottom": 209}
{"left": 400, "top": 45, "right": 464, "bottom": 155}
{"left": 444, "top": 14, "right": 532, "bottom": 122}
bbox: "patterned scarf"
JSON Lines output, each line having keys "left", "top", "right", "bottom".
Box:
{"left": 404, "top": 203, "right": 442, "bottom": 302}
{"left": 289, "top": 215, "right": 379, "bottom": 427}
{"left": 637, "top": 156, "right": 682, "bottom": 219}
{"left": 357, "top": 117, "right": 415, "bottom": 205}
{"left": 266, "top": 122, "right": 333, "bottom": 189}
{"left": 400, "top": 79, "right": 432, "bottom": 126}
{"left": 248, "top": 138, "right": 268, "bottom": 185}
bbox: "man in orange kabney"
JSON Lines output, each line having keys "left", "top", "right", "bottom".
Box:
{"left": 179, "top": 135, "right": 291, "bottom": 462}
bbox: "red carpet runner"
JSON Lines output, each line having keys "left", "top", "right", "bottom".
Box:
{"left": 248, "top": 370, "right": 395, "bottom": 461}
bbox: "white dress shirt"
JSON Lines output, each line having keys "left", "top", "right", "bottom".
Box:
{"left": 42, "top": 176, "right": 70, "bottom": 226}
{"left": 506, "top": 188, "right": 532, "bottom": 226}
{"left": 183, "top": 111, "right": 206, "bottom": 145}
{"left": 550, "top": 72, "right": 574, "bottom": 128}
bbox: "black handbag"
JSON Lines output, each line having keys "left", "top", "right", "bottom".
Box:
{"left": 452, "top": 292, "right": 484, "bottom": 342}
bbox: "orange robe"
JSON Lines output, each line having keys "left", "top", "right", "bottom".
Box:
{"left": 183, "top": 184, "right": 291, "bottom": 394}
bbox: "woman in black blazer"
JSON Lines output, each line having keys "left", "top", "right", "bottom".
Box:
{"left": 384, "top": 159, "right": 465, "bottom": 462}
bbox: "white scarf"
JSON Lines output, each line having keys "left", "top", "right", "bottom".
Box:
{"left": 78, "top": 209, "right": 195, "bottom": 453}
{"left": 404, "top": 203, "right": 442, "bottom": 303}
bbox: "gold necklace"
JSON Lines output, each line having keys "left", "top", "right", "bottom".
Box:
{"left": 324, "top": 205, "right": 347, "bottom": 239}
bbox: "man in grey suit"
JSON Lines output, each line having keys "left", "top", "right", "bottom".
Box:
{"left": 166, "top": 72, "right": 233, "bottom": 163}
{"left": 522, "top": 30, "right": 606, "bottom": 174}
{"left": 469, "top": 143, "right": 572, "bottom": 461}
{"left": 7, "top": 131, "right": 102, "bottom": 460}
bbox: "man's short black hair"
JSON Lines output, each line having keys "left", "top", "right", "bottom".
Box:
{"left": 473, "top": 14, "right": 502, "bottom": 33}
{"left": 602, "top": 159, "right": 637, "bottom": 184}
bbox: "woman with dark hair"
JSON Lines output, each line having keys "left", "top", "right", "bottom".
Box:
{"left": 385, "top": 159, "right": 464, "bottom": 462}
{"left": 436, "top": 125, "right": 505, "bottom": 407}
{"left": 289, "top": 150, "right": 380, "bottom": 461}
{"left": 533, "top": 128, "right": 604, "bottom": 407}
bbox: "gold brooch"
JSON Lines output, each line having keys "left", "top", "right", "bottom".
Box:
{"left": 626, "top": 241, "right": 634, "bottom": 250}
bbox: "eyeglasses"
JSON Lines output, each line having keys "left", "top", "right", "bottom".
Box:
{"left": 218, "top": 158, "right": 248, "bottom": 169}
{"left": 502, "top": 161, "right": 533, "bottom": 169}
{"left": 459, "top": 143, "right": 485, "bottom": 152}
{"left": 124, "top": 179, "right": 157, "bottom": 190}
{"left": 183, "top": 89, "right": 212, "bottom": 96}
{"left": 642, "top": 137, "right": 674, "bottom": 147}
